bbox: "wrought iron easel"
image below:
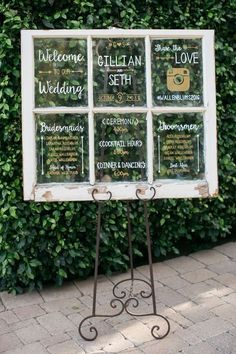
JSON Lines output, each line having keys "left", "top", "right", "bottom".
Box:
{"left": 78, "top": 187, "right": 170, "bottom": 341}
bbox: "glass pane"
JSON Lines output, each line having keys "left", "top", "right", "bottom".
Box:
{"left": 153, "top": 113, "right": 204, "bottom": 179}
{"left": 36, "top": 114, "right": 89, "bottom": 183}
{"left": 152, "top": 39, "right": 203, "bottom": 106}
{"left": 95, "top": 114, "right": 147, "bottom": 182}
{"left": 93, "top": 38, "right": 146, "bottom": 106}
{"left": 34, "top": 38, "right": 87, "bottom": 107}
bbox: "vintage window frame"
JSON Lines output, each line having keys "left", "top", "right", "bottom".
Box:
{"left": 21, "top": 29, "right": 218, "bottom": 201}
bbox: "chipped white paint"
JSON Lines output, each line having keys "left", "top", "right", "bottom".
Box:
{"left": 21, "top": 29, "right": 218, "bottom": 201}
{"left": 202, "top": 31, "right": 218, "bottom": 196}
{"left": 34, "top": 180, "right": 208, "bottom": 202}
{"left": 21, "top": 30, "right": 36, "bottom": 200}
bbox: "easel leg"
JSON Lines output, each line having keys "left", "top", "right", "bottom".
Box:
{"left": 143, "top": 200, "right": 157, "bottom": 315}
{"left": 79, "top": 189, "right": 170, "bottom": 341}
{"left": 92, "top": 202, "right": 102, "bottom": 317}
{"left": 127, "top": 201, "right": 134, "bottom": 290}
{"left": 78, "top": 201, "right": 102, "bottom": 341}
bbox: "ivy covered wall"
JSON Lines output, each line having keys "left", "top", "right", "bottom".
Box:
{"left": 0, "top": 0, "right": 235, "bottom": 293}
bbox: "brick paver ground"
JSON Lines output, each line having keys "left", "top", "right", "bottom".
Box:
{"left": 0, "top": 242, "right": 236, "bottom": 353}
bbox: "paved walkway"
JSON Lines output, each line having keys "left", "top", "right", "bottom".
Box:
{"left": 0, "top": 242, "right": 236, "bottom": 354}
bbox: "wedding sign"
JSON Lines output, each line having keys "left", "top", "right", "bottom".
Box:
{"left": 21, "top": 29, "right": 217, "bottom": 201}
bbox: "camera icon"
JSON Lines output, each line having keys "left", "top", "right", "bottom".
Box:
{"left": 167, "top": 68, "right": 190, "bottom": 92}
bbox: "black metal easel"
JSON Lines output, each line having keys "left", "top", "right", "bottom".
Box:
{"left": 78, "top": 187, "right": 170, "bottom": 341}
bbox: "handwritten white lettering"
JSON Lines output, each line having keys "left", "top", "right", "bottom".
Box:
{"left": 175, "top": 52, "right": 199, "bottom": 64}
{"left": 108, "top": 74, "right": 132, "bottom": 86}
{"left": 102, "top": 117, "right": 139, "bottom": 126}
{"left": 98, "top": 55, "right": 142, "bottom": 67}
{"left": 97, "top": 161, "right": 146, "bottom": 169}
{"left": 98, "top": 140, "right": 142, "bottom": 148}
{"left": 40, "top": 122, "right": 84, "bottom": 134}
{"left": 158, "top": 120, "right": 200, "bottom": 132}
{"left": 38, "top": 49, "right": 85, "bottom": 64}
{"left": 38, "top": 81, "right": 84, "bottom": 99}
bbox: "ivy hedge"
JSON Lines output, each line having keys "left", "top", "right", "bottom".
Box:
{"left": 0, "top": 0, "right": 235, "bottom": 293}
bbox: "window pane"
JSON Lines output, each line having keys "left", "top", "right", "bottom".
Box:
{"left": 93, "top": 38, "right": 146, "bottom": 106}
{"left": 152, "top": 39, "right": 203, "bottom": 106}
{"left": 94, "top": 114, "right": 147, "bottom": 182}
{"left": 34, "top": 38, "right": 87, "bottom": 107}
{"left": 36, "top": 114, "right": 89, "bottom": 183}
{"left": 153, "top": 113, "right": 204, "bottom": 179}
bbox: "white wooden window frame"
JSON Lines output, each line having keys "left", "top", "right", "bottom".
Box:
{"left": 21, "top": 29, "right": 218, "bottom": 202}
